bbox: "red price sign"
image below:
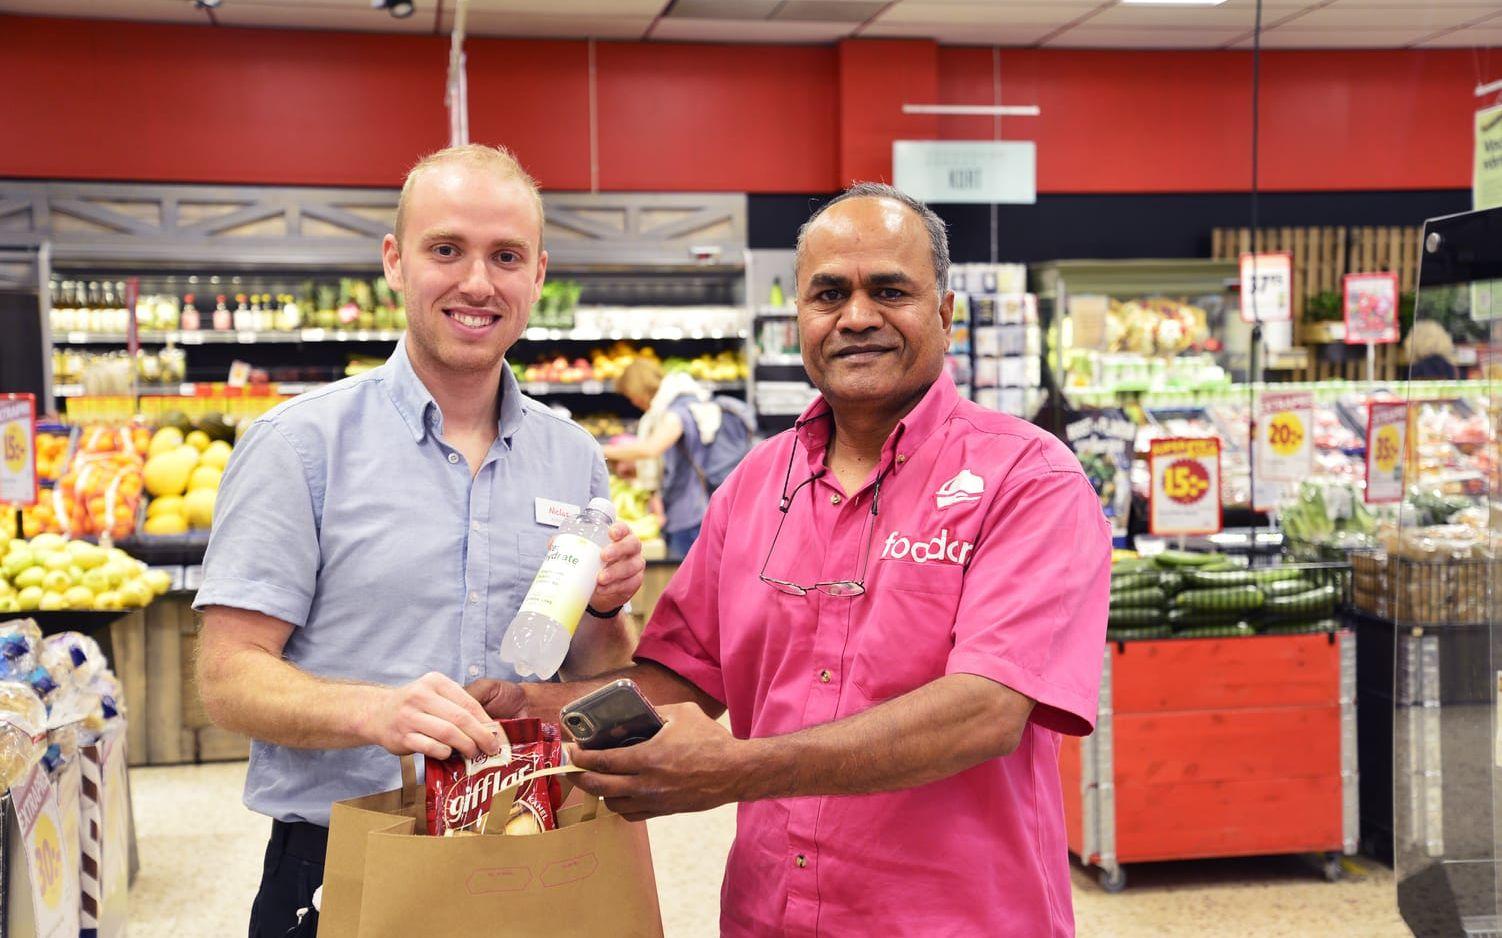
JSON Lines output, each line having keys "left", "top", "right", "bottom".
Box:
{"left": 1149, "top": 437, "right": 1222, "bottom": 536}
{"left": 1344, "top": 272, "right": 1400, "bottom": 345}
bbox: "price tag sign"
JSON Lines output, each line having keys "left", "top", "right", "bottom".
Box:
{"left": 1, "top": 393, "right": 38, "bottom": 508}
{"left": 1256, "top": 390, "right": 1313, "bottom": 487}
{"left": 13, "top": 763, "right": 76, "bottom": 937}
{"left": 1149, "top": 437, "right": 1222, "bottom": 536}
{"left": 1365, "top": 401, "right": 1407, "bottom": 504}
{"left": 1239, "top": 252, "right": 1294, "bottom": 323}
{"left": 1343, "top": 272, "right": 1400, "bottom": 345}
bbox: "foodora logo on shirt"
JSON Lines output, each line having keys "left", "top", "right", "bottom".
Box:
{"left": 881, "top": 528, "right": 975, "bottom": 565}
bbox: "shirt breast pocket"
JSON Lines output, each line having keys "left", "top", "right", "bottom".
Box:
{"left": 514, "top": 528, "right": 555, "bottom": 594}
{"left": 851, "top": 560, "right": 964, "bottom": 703}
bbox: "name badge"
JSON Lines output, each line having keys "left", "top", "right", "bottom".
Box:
{"left": 535, "top": 497, "right": 581, "bottom": 527}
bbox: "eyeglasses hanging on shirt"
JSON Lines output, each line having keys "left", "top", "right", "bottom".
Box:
{"left": 758, "top": 434, "right": 888, "bottom": 598}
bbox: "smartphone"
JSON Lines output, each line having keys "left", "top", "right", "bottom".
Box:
{"left": 561, "top": 679, "right": 665, "bottom": 750}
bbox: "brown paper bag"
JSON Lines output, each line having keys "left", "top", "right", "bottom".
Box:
{"left": 319, "top": 760, "right": 663, "bottom": 938}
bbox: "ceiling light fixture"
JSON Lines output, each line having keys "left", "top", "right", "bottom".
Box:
{"left": 903, "top": 105, "right": 1041, "bottom": 118}
{"left": 371, "top": 0, "right": 415, "bottom": 18}
{"left": 1119, "top": 0, "right": 1229, "bottom": 6}
{"left": 193, "top": 0, "right": 222, "bottom": 8}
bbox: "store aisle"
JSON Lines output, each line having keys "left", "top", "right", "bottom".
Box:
{"left": 127, "top": 762, "right": 1409, "bottom": 937}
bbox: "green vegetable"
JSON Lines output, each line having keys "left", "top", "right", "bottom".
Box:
{"left": 1263, "top": 584, "right": 1337, "bottom": 618}
{"left": 1157, "top": 571, "right": 1184, "bottom": 594}
{"left": 1175, "top": 623, "right": 1256, "bottom": 640}
{"left": 1154, "top": 550, "right": 1224, "bottom": 568}
{"left": 1199, "top": 554, "right": 1251, "bottom": 572}
{"left": 1172, "top": 585, "right": 1266, "bottom": 613}
{"left": 1263, "top": 578, "right": 1316, "bottom": 597}
{"left": 1109, "top": 607, "right": 1163, "bottom": 627}
{"left": 1260, "top": 619, "right": 1339, "bottom": 636}
{"left": 1167, "top": 606, "right": 1246, "bottom": 628}
{"left": 1110, "top": 558, "right": 1154, "bottom": 576}
{"left": 1106, "top": 625, "right": 1172, "bottom": 642}
{"left": 1110, "top": 586, "right": 1166, "bottom": 609}
{"left": 1109, "top": 570, "right": 1161, "bottom": 591}
{"left": 1184, "top": 567, "right": 1307, "bottom": 589}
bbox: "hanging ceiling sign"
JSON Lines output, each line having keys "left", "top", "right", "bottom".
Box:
{"left": 892, "top": 141, "right": 1037, "bottom": 205}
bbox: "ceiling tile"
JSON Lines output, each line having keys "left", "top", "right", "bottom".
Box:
{"left": 649, "top": 16, "right": 853, "bottom": 41}
{"left": 463, "top": 0, "right": 663, "bottom": 12}
{"left": 442, "top": 11, "right": 652, "bottom": 38}
{"left": 774, "top": 1, "right": 886, "bottom": 23}
{"left": 1277, "top": 5, "right": 1493, "bottom": 29}
{"left": 861, "top": 20, "right": 1060, "bottom": 45}
{"left": 1043, "top": 26, "right": 1250, "bottom": 49}
{"left": 0, "top": 0, "right": 207, "bottom": 25}
{"left": 210, "top": 2, "right": 433, "bottom": 33}
{"left": 1087, "top": 1, "right": 1288, "bottom": 30}
{"left": 667, "top": 0, "right": 781, "bottom": 19}
{"left": 1229, "top": 27, "right": 1436, "bottom": 47}
{"left": 874, "top": 2, "right": 1094, "bottom": 27}
{"left": 1414, "top": 25, "right": 1502, "bottom": 47}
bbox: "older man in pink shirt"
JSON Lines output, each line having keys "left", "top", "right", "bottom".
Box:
{"left": 471, "top": 182, "right": 1110, "bottom": 936}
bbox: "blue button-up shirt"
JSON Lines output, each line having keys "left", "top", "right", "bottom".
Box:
{"left": 194, "top": 340, "right": 607, "bottom": 825}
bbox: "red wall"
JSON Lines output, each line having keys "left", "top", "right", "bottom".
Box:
{"left": 0, "top": 15, "right": 1478, "bottom": 194}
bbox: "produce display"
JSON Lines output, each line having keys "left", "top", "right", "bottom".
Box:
{"left": 1104, "top": 299, "right": 1213, "bottom": 357}
{"left": 24, "top": 423, "right": 150, "bottom": 540}
{"left": 1107, "top": 552, "right": 1339, "bottom": 642}
{"left": 141, "top": 422, "right": 231, "bottom": 534}
{"left": 0, "top": 534, "right": 171, "bottom": 613}
{"left": 34, "top": 426, "right": 71, "bottom": 484}
{"left": 609, "top": 475, "right": 662, "bottom": 544}
{"left": 512, "top": 343, "right": 746, "bottom": 387}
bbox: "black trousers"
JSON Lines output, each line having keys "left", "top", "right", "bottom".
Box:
{"left": 249, "top": 821, "right": 327, "bottom": 938}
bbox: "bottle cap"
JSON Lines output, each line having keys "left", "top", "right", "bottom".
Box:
{"left": 587, "top": 497, "right": 616, "bottom": 521}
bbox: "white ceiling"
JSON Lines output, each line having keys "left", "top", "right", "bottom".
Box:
{"left": 1, "top": 0, "right": 1499, "bottom": 49}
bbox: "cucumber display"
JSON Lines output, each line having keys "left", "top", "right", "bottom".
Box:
{"left": 1153, "top": 550, "right": 1225, "bottom": 568}
{"left": 1175, "top": 623, "right": 1257, "bottom": 640}
{"left": 1157, "top": 571, "right": 1185, "bottom": 595}
{"left": 1106, "top": 625, "right": 1172, "bottom": 642}
{"left": 1260, "top": 619, "right": 1339, "bottom": 636}
{"left": 1110, "top": 558, "right": 1155, "bottom": 576}
{"left": 1183, "top": 567, "right": 1306, "bottom": 589}
{"left": 1109, "top": 606, "right": 1164, "bottom": 627}
{"left": 1263, "top": 578, "right": 1316, "bottom": 597}
{"left": 1109, "top": 586, "right": 1167, "bottom": 609}
{"left": 1172, "top": 585, "right": 1266, "bottom": 613}
{"left": 1109, "top": 570, "right": 1162, "bottom": 591}
{"left": 1167, "top": 606, "right": 1247, "bottom": 628}
{"left": 1262, "top": 583, "right": 1337, "bottom": 618}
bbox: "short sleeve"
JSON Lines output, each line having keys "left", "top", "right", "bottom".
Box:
{"left": 192, "top": 420, "right": 321, "bottom": 627}
{"left": 631, "top": 484, "right": 729, "bottom": 706}
{"left": 589, "top": 446, "right": 610, "bottom": 503}
{"left": 945, "top": 468, "right": 1111, "bottom": 737}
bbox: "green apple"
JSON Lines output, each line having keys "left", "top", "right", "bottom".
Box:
{"left": 143, "top": 569, "right": 172, "bottom": 596}
{"left": 16, "top": 586, "right": 43, "bottom": 611}
{"left": 40, "top": 552, "right": 70, "bottom": 573}
{"left": 42, "top": 570, "right": 72, "bottom": 593}
{"left": 73, "top": 545, "right": 108, "bottom": 570}
{"left": 28, "top": 533, "right": 66, "bottom": 552}
{"left": 38, "top": 591, "right": 66, "bottom": 611}
{"left": 81, "top": 568, "right": 112, "bottom": 594}
{"left": 2, "top": 548, "right": 34, "bottom": 578}
{"left": 0, "top": 596, "right": 17, "bottom": 614}
{"left": 13, "top": 567, "right": 45, "bottom": 590}
{"left": 63, "top": 586, "right": 94, "bottom": 610}
{"left": 94, "top": 590, "right": 121, "bottom": 611}
{"left": 118, "top": 581, "right": 154, "bottom": 608}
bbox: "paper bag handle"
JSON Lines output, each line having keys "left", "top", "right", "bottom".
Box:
{"left": 398, "top": 754, "right": 419, "bottom": 809}
{"left": 481, "top": 763, "right": 603, "bottom": 833}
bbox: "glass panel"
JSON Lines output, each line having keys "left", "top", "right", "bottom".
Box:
{"left": 1394, "top": 206, "right": 1502, "bottom": 938}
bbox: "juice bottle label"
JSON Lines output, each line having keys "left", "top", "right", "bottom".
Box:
{"left": 517, "top": 533, "right": 598, "bottom": 634}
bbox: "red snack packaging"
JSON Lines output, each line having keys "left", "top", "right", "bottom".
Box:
{"left": 424, "top": 718, "right": 564, "bottom": 836}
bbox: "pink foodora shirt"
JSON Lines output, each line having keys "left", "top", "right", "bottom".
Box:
{"left": 634, "top": 374, "right": 1112, "bottom": 938}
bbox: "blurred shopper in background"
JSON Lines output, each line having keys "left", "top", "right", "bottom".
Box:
{"left": 1407, "top": 320, "right": 1460, "bottom": 380}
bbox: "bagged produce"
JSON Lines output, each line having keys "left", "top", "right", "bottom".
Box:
{"left": 0, "top": 679, "right": 48, "bottom": 788}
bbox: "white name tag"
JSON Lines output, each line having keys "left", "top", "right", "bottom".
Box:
{"left": 534, "top": 497, "right": 581, "bottom": 527}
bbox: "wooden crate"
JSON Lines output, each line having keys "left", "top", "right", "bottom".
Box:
{"left": 108, "top": 595, "right": 250, "bottom": 766}
{"left": 1212, "top": 224, "right": 1419, "bottom": 383}
{"left": 1061, "top": 632, "right": 1353, "bottom": 885}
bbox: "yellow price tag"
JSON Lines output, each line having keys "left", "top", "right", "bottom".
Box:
{"left": 3, "top": 421, "right": 29, "bottom": 474}
{"left": 1373, "top": 425, "right": 1401, "bottom": 473}
{"left": 1266, "top": 411, "right": 1305, "bottom": 457}
{"left": 31, "top": 812, "right": 63, "bottom": 909}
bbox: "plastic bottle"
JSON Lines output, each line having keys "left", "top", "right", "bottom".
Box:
{"left": 500, "top": 497, "right": 616, "bottom": 679}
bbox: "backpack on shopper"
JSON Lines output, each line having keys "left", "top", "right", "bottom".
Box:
{"left": 673, "top": 395, "right": 756, "bottom": 495}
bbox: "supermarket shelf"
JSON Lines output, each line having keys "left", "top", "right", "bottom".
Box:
{"left": 54, "top": 320, "right": 748, "bottom": 347}
{"left": 58, "top": 380, "right": 747, "bottom": 399}
{"left": 756, "top": 354, "right": 805, "bottom": 367}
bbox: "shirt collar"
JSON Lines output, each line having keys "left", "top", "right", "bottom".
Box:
{"left": 381, "top": 339, "right": 527, "bottom": 445}
{"left": 794, "top": 373, "right": 961, "bottom": 475}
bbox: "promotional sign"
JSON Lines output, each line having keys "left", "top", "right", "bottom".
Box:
{"left": 9, "top": 763, "right": 77, "bottom": 938}
{"left": 892, "top": 140, "right": 1037, "bottom": 205}
{"left": 1365, "top": 401, "right": 1408, "bottom": 505}
{"left": 1065, "top": 410, "right": 1137, "bottom": 541}
{"left": 1, "top": 393, "right": 38, "bottom": 508}
{"left": 1343, "top": 272, "right": 1401, "bottom": 345}
{"left": 1149, "top": 437, "right": 1222, "bottom": 537}
{"left": 1476, "top": 104, "right": 1502, "bottom": 212}
{"left": 1239, "top": 252, "right": 1293, "bottom": 324}
{"left": 1256, "top": 390, "right": 1314, "bottom": 484}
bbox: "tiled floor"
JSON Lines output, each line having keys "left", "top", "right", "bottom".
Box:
{"left": 127, "top": 761, "right": 1412, "bottom": 937}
